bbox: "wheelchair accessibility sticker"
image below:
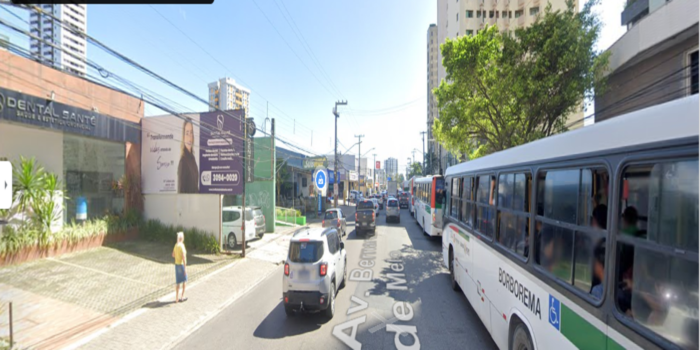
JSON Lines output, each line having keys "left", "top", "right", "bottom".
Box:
{"left": 549, "top": 294, "right": 560, "bottom": 331}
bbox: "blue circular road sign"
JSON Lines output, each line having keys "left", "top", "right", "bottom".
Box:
{"left": 315, "top": 170, "right": 327, "bottom": 190}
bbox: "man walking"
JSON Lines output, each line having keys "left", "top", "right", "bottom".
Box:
{"left": 172, "top": 231, "right": 188, "bottom": 303}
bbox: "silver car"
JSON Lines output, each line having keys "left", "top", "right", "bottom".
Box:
{"left": 386, "top": 198, "right": 401, "bottom": 223}
{"left": 283, "top": 227, "right": 347, "bottom": 318}
{"left": 322, "top": 208, "right": 347, "bottom": 236}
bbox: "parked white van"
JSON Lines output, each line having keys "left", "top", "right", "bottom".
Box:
{"left": 222, "top": 206, "right": 258, "bottom": 249}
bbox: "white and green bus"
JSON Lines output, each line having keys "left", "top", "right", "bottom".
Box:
{"left": 442, "top": 95, "right": 698, "bottom": 350}
{"left": 415, "top": 175, "right": 446, "bottom": 237}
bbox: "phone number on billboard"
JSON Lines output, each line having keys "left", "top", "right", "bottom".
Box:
{"left": 212, "top": 172, "right": 238, "bottom": 183}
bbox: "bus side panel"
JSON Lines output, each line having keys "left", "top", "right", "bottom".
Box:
{"left": 478, "top": 245, "right": 589, "bottom": 350}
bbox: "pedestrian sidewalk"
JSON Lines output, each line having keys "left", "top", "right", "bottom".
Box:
{"left": 72, "top": 258, "right": 280, "bottom": 350}
{"left": 68, "top": 223, "right": 321, "bottom": 350}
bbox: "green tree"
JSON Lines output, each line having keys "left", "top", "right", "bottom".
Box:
{"left": 397, "top": 173, "right": 405, "bottom": 183}
{"left": 433, "top": 0, "right": 609, "bottom": 159}
{"left": 407, "top": 162, "right": 423, "bottom": 178}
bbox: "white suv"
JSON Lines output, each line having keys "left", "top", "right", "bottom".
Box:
{"left": 283, "top": 227, "right": 347, "bottom": 318}
{"left": 222, "top": 206, "right": 257, "bottom": 249}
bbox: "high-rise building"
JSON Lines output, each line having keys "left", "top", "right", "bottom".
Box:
{"left": 384, "top": 158, "right": 398, "bottom": 178}
{"left": 427, "top": 24, "right": 440, "bottom": 175}
{"left": 208, "top": 77, "right": 250, "bottom": 116}
{"left": 30, "top": 4, "right": 87, "bottom": 76}
{"left": 432, "top": 0, "right": 579, "bottom": 174}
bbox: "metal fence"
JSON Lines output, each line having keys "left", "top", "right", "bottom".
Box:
{"left": 274, "top": 207, "right": 298, "bottom": 227}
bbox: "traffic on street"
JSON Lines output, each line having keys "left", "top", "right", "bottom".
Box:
{"left": 174, "top": 204, "right": 497, "bottom": 350}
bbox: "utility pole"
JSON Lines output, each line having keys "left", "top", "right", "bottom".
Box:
{"left": 242, "top": 112, "right": 248, "bottom": 258}
{"left": 373, "top": 153, "right": 377, "bottom": 195}
{"left": 420, "top": 131, "right": 426, "bottom": 175}
{"left": 355, "top": 134, "right": 364, "bottom": 193}
{"left": 407, "top": 157, "right": 411, "bottom": 178}
{"left": 333, "top": 100, "right": 347, "bottom": 208}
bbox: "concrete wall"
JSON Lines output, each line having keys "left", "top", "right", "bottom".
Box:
{"left": 143, "top": 194, "right": 221, "bottom": 239}
{"left": 595, "top": 34, "right": 698, "bottom": 122}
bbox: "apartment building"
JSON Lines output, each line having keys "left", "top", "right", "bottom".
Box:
{"left": 30, "top": 4, "right": 87, "bottom": 76}
{"left": 384, "top": 158, "right": 399, "bottom": 178}
{"left": 595, "top": 0, "right": 698, "bottom": 121}
{"left": 208, "top": 77, "right": 251, "bottom": 116}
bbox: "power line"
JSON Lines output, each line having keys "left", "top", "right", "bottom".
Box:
{"left": 3, "top": 5, "right": 323, "bottom": 158}
{"left": 145, "top": 4, "right": 316, "bottom": 137}
{"left": 249, "top": 0, "right": 342, "bottom": 101}
{"left": 273, "top": 0, "right": 345, "bottom": 100}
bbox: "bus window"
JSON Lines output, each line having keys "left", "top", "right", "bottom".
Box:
{"left": 476, "top": 175, "right": 496, "bottom": 238}
{"left": 497, "top": 172, "right": 531, "bottom": 258}
{"left": 451, "top": 178, "right": 461, "bottom": 219}
{"left": 536, "top": 168, "right": 610, "bottom": 297}
{"left": 462, "top": 177, "right": 473, "bottom": 227}
{"left": 616, "top": 160, "right": 698, "bottom": 350}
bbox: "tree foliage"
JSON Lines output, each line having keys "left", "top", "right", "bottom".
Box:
{"left": 407, "top": 162, "right": 423, "bottom": 178}
{"left": 433, "top": 0, "right": 609, "bottom": 159}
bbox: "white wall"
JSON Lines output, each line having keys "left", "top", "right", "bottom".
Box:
{"left": 144, "top": 194, "right": 221, "bottom": 239}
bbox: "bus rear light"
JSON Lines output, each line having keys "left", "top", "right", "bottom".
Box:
{"left": 320, "top": 263, "right": 328, "bottom": 276}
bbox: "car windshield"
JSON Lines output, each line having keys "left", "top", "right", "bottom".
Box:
{"left": 388, "top": 200, "right": 399, "bottom": 207}
{"left": 245, "top": 209, "right": 254, "bottom": 219}
{"left": 289, "top": 241, "right": 323, "bottom": 263}
{"left": 253, "top": 209, "right": 263, "bottom": 217}
{"left": 324, "top": 211, "right": 338, "bottom": 219}
{"left": 358, "top": 201, "right": 374, "bottom": 210}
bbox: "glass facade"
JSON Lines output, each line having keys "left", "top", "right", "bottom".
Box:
{"left": 63, "top": 134, "right": 125, "bottom": 222}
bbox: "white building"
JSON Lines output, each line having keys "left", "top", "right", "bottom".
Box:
{"left": 30, "top": 4, "right": 87, "bottom": 76}
{"left": 384, "top": 157, "right": 398, "bottom": 178}
{"left": 208, "top": 77, "right": 251, "bottom": 117}
{"left": 432, "top": 0, "right": 579, "bottom": 174}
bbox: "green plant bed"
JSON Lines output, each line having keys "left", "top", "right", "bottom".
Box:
{"left": 276, "top": 222, "right": 294, "bottom": 227}
{"left": 276, "top": 216, "right": 306, "bottom": 225}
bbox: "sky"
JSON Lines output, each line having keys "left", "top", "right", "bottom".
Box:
{"left": 0, "top": 0, "right": 627, "bottom": 172}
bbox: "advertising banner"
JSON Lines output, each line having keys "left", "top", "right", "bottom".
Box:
{"left": 198, "top": 111, "right": 245, "bottom": 194}
{"left": 142, "top": 110, "right": 245, "bottom": 195}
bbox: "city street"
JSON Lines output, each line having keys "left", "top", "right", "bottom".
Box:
{"left": 174, "top": 207, "right": 497, "bottom": 350}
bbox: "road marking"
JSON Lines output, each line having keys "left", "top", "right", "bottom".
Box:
{"left": 46, "top": 258, "right": 160, "bottom": 288}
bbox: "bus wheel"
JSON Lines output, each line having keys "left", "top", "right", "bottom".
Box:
{"left": 449, "top": 248, "right": 460, "bottom": 291}
{"left": 511, "top": 323, "right": 534, "bottom": 350}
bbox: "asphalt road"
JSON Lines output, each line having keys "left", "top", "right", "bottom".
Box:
{"left": 174, "top": 206, "right": 497, "bottom": 350}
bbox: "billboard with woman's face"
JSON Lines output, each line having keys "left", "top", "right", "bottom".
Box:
{"left": 141, "top": 110, "right": 245, "bottom": 195}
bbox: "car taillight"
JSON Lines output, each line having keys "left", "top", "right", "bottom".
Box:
{"left": 355, "top": 213, "right": 358, "bottom": 221}
{"left": 284, "top": 263, "right": 290, "bottom": 276}
{"left": 337, "top": 220, "right": 341, "bottom": 228}
{"left": 372, "top": 212, "right": 375, "bottom": 220}
{"left": 320, "top": 263, "right": 327, "bottom": 276}
{"left": 322, "top": 220, "right": 325, "bottom": 227}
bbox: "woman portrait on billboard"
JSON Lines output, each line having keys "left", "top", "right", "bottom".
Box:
{"left": 178, "top": 118, "right": 199, "bottom": 193}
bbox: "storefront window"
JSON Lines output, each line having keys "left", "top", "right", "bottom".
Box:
{"left": 63, "top": 134, "right": 125, "bottom": 222}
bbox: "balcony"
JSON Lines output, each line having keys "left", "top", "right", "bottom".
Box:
{"left": 621, "top": 0, "right": 649, "bottom": 26}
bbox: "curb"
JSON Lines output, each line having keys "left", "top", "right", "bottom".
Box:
{"left": 160, "top": 262, "right": 281, "bottom": 350}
